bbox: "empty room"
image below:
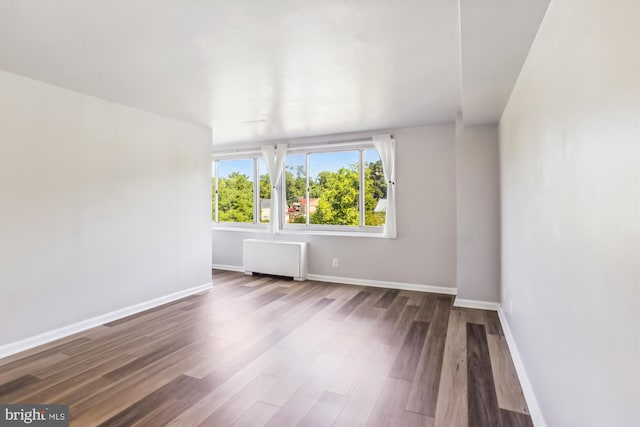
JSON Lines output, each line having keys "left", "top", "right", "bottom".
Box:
{"left": 0, "top": 1, "right": 638, "bottom": 426}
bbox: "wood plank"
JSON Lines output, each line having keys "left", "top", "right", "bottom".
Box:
{"left": 500, "top": 408, "right": 535, "bottom": 427}
{"left": 366, "top": 377, "right": 412, "bottom": 427}
{"left": 332, "top": 344, "right": 400, "bottom": 427}
{"left": 0, "top": 335, "right": 95, "bottom": 367}
{"left": 0, "top": 375, "right": 40, "bottom": 399}
{"left": 406, "top": 299, "right": 451, "bottom": 416}
{"left": 374, "top": 289, "right": 400, "bottom": 308}
{"left": 97, "top": 375, "right": 195, "bottom": 427}
{"left": 415, "top": 294, "right": 438, "bottom": 322}
{"left": 331, "top": 290, "right": 371, "bottom": 321}
{"left": 400, "top": 411, "right": 435, "bottom": 427}
{"left": 12, "top": 353, "right": 137, "bottom": 404}
{"left": 297, "top": 391, "right": 347, "bottom": 427}
{"left": 130, "top": 397, "right": 191, "bottom": 427}
{"left": 466, "top": 323, "right": 501, "bottom": 427}
{"left": 324, "top": 344, "right": 373, "bottom": 396}
{"left": 0, "top": 352, "right": 69, "bottom": 385}
{"left": 484, "top": 311, "right": 504, "bottom": 336}
{"left": 198, "top": 373, "right": 278, "bottom": 426}
{"left": 487, "top": 334, "right": 529, "bottom": 414}
{"left": 434, "top": 309, "right": 468, "bottom": 427}
{"left": 398, "top": 290, "right": 424, "bottom": 307}
{"left": 374, "top": 296, "right": 409, "bottom": 343}
{"left": 164, "top": 347, "right": 289, "bottom": 427}
{"left": 387, "top": 304, "right": 419, "bottom": 346}
{"left": 462, "top": 307, "right": 486, "bottom": 325}
{"left": 103, "top": 339, "right": 191, "bottom": 381}
{"left": 263, "top": 351, "right": 345, "bottom": 427}
{"left": 261, "top": 349, "right": 337, "bottom": 408}
{"left": 231, "top": 402, "right": 280, "bottom": 427}
{"left": 71, "top": 351, "right": 205, "bottom": 425}
{"left": 389, "top": 321, "right": 430, "bottom": 381}
{"left": 0, "top": 337, "right": 89, "bottom": 368}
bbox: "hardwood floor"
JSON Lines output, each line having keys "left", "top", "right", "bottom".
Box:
{"left": 0, "top": 270, "right": 532, "bottom": 426}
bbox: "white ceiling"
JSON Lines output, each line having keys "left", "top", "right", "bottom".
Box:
{"left": 0, "top": 0, "right": 549, "bottom": 144}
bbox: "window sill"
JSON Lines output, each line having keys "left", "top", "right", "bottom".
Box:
{"left": 211, "top": 225, "right": 269, "bottom": 233}
{"left": 211, "top": 225, "right": 397, "bottom": 240}
{"left": 279, "top": 229, "right": 392, "bottom": 239}
{"left": 211, "top": 226, "right": 393, "bottom": 239}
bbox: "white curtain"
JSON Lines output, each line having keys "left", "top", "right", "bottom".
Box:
{"left": 261, "top": 143, "right": 288, "bottom": 234}
{"left": 373, "top": 134, "right": 397, "bottom": 238}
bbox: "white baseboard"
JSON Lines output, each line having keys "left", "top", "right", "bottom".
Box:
{"left": 212, "top": 264, "right": 244, "bottom": 272}
{"left": 0, "top": 282, "right": 213, "bottom": 360}
{"left": 211, "top": 265, "right": 456, "bottom": 295}
{"left": 453, "top": 298, "right": 501, "bottom": 311}
{"left": 497, "top": 308, "right": 547, "bottom": 427}
{"left": 307, "top": 273, "right": 457, "bottom": 295}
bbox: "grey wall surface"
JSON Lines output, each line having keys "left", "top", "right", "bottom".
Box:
{"left": 499, "top": 0, "right": 640, "bottom": 425}
{"left": 455, "top": 123, "right": 501, "bottom": 303}
{"left": 213, "top": 125, "right": 458, "bottom": 288}
{"left": 0, "top": 70, "right": 213, "bottom": 347}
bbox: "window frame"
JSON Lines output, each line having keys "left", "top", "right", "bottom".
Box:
{"left": 212, "top": 153, "right": 269, "bottom": 230}
{"left": 282, "top": 142, "right": 385, "bottom": 234}
{"left": 211, "top": 139, "right": 391, "bottom": 238}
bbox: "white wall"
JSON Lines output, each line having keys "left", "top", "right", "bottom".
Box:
{"left": 456, "top": 122, "right": 500, "bottom": 303}
{"left": 0, "top": 70, "right": 213, "bottom": 348}
{"left": 213, "top": 125, "right": 458, "bottom": 288}
{"left": 499, "top": 0, "right": 640, "bottom": 425}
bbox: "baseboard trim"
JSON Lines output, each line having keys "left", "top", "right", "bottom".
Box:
{"left": 211, "top": 265, "right": 456, "bottom": 295}
{"left": 497, "top": 308, "right": 547, "bottom": 427}
{"left": 453, "top": 298, "right": 501, "bottom": 311}
{"left": 306, "top": 273, "right": 457, "bottom": 295}
{"left": 212, "top": 264, "right": 244, "bottom": 273}
{"left": 0, "top": 282, "right": 213, "bottom": 360}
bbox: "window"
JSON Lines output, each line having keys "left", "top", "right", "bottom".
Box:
{"left": 212, "top": 156, "right": 269, "bottom": 226}
{"left": 283, "top": 145, "right": 387, "bottom": 231}
{"left": 212, "top": 136, "right": 395, "bottom": 237}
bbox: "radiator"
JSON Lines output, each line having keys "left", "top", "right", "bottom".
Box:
{"left": 242, "top": 239, "right": 308, "bottom": 281}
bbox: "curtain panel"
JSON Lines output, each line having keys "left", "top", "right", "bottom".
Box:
{"left": 261, "top": 143, "right": 288, "bottom": 233}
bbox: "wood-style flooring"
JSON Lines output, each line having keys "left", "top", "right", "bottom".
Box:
{"left": 0, "top": 270, "right": 532, "bottom": 426}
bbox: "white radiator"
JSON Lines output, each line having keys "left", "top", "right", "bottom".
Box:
{"left": 243, "top": 239, "right": 308, "bottom": 281}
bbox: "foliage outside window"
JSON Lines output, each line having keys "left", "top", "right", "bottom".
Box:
{"left": 283, "top": 147, "right": 387, "bottom": 229}
{"left": 213, "top": 144, "right": 388, "bottom": 233}
{"left": 212, "top": 157, "right": 270, "bottom": 225}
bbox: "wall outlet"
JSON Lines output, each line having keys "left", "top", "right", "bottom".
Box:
{"left": 332, "top": 258, "right": 339, "bottom": 268}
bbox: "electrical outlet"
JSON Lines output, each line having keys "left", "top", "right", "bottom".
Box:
{"left": 332, "top": 258, "right": 339, "bottom": 268}
{"left": 509, "top": 300, "right": 513, "bottom": 315}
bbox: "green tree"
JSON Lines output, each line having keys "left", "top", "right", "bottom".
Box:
{"left": 217, "top": 172, "right": 254, "bottom": 222}
{"left": 284, "top": 165, "right": 307, "bottom": 207}
{"left": 310, "top": 167, "right": 360, "bottom": 225}
{"left": 305, "top": 160, "right": 387, "bottom": 226}
{"left": 364, "top": 160, "right": 387, "bottom": 226}
{"left": 293, "top": 214, "right": 307, "bottom": 224}
{"left": 259, "top": 173, "right": 271, "bottom": 200}
{"left": 259, "top": 173, "right": 272, "bottom": 223}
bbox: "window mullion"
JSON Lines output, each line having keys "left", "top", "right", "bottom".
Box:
{"left": 214, "top": 160, "right": 219, "bottom": 224}
{"left": 305, "top": 153, "right": 310, "bottom": 227}
{"left": 280, "top": 167, "right": 286, "bottom": 230}
{"left": 254, "top": 157, "right": 259, "bottom": 224}
{"left": 359, "top": 150, "right": 365, "bottom": 227}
